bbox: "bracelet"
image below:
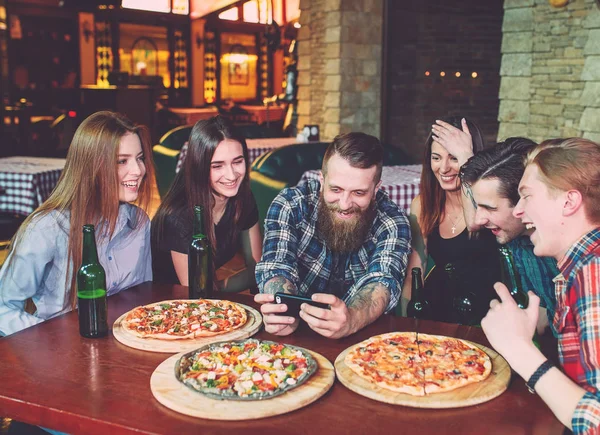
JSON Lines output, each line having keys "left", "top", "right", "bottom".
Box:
{"left": 526, "top": 360, "right": 555, "bottom": 394}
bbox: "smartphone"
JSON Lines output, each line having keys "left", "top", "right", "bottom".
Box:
{"left": 274, "top": 293, "right": 330, "bottom": 318}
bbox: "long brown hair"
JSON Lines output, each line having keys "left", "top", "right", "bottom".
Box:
{"left": 6, "top": 111, "right": 155, "bottom": 309}
{"left": 151, "top": 115, "right": 252, "bottom": 280}
{"left": 419, "top": 116, "right": 485, "bottom": 237}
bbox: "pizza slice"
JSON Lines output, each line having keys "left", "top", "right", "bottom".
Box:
{"left": 345, "top": 332, "right": 426, "bottom": 396}
{"left": 418, "top": 334, "right": 492, "bottom": 394}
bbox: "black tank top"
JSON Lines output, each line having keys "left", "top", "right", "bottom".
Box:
{"left": 425, "top": 227, "right": 501, "bottom": 324}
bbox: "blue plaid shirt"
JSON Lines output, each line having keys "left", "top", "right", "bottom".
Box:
{"left": 507, "top": 236, "right": 559, "bottom": 333}
{"left": 256, "top": 180, "right": 410, "bottom": 312}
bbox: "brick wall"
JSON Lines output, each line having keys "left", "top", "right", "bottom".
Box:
{"left": 383, "top": 0, "right": 503, "bottom": 161}
{"left": 297, "top": 0, "right": 383, "bottom": 140}
{"left": 499, "top": 0, "right": 600, "bottom": 143}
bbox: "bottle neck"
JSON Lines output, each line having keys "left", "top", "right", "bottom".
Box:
{"left": 82, "top": 231, "right": 99, "bottom": 264}
{"left": 499, "top": 247, "right": 520, "bottom": 289}
{"left": 193, "top": 207, "right": 207, "bottom": 239}
{"left": 411, "top": 272, "right": 423, "bottom": 299}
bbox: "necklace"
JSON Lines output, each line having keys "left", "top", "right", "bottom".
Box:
{"left": 447, "top": 212, "right": 464, "bottom": 234}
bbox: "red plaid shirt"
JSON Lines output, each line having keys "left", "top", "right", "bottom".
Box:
{"left": 553, "top": 228, "right": 600, "bottom": 434}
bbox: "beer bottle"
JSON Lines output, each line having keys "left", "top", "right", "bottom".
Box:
{"left": 449, "top": 263, "right": 475, "bottom": 325}
{"left": 188, "top": 205, "right": 213, "bottom": 299}
{"left": 498, "top": 246, "right": 529, "bottom": 309}
{"left": 77, "top": 224, "right": 108, "bottom": 338}
{"left": 407, "top": 267, "right": 431, "bottom": 319}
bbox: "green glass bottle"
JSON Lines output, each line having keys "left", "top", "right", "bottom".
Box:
{"left": 449, "top": 263, "right": 475, "bottom": 325}
{"left": 407, "top": 267, "right": 432, "bottom": 319}
{"left": 77, "top": 224, "right": 108, "bottom": 338}
{"left": 498, "top": 246, "right": 529, "bottom": 309}
{"left": 189, "top": 205, "right": 213, "bottom": 299}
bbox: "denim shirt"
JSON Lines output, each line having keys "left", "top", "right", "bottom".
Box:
{"left": 0, "top": 203, "right": 152, "bottom": 336}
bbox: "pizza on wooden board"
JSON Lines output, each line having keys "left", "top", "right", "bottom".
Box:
{"left": 121, "top": 299, "right": 248, "bottom": 340}
{"left": 344, "top": 332, "right": 492, "bottom": 396}
{"left": 175, "top": 339, "right": 318, "bottom": 400}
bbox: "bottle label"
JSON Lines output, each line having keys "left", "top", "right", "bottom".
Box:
{"left": 78, "top": 289, "right": 107, "bottom": 299}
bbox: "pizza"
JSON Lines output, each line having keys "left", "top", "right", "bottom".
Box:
{"left": 121, "top": 299, "right": 248, "bottom": 340}
{"left": 175, "top": 339, "right": 318, "bottom": 400}
{"left": 344, "top": 332, "right": 492, "bottom": 396}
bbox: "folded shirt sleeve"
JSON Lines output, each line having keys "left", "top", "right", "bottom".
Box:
{"left": 0, "top": 219, "right": 56, "bottom": 336}
{"left": 343, "top": 208, "right": 411, "bottom": 313}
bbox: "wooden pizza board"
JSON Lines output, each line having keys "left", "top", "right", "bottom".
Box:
{"left": 150, "top": 350, "right": 335, "bottom": 420}
{"left": 112, "top": 301, "right": 262, "bottom": 353}
{"left": 335, "top": 338, "right": 510, "bottom": 409}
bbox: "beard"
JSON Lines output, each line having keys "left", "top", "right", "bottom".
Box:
{"left": 316, "top": 193, "right": 377, "bottom": 253}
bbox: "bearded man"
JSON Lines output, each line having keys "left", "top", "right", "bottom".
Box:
{"left": 254, "top": 133, "right": 411, "bottom": 339}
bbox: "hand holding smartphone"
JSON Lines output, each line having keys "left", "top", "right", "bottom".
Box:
{"left": 274, "top": 293, "right": 330, "bottom": 318}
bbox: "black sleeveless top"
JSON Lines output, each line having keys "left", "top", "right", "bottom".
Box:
{"left": 425, "top": 227, "right": 501, "bottom": 325}
{"left": 152, "top": 194, "right": 259, "bottom": 285}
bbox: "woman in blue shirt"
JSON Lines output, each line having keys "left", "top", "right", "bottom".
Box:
{"left": 0, "top": 111, "right": 154, "bottom": 336}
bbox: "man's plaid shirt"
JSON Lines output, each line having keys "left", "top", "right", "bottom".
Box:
{"left": 552, "top": 228, "right": 600, "bottom": 434}
{"left": 256, "top": 180, "right": 411, "bottom": 312}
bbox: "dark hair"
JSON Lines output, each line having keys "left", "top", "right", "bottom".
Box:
{"left": 461, "top": 137, "right": 537, "bottom": 207}
{"left": 321, "top": 132, "right": 384, "bottom": 182}
{"left": 419, "top": 116, "right": 485, "bottom": 237}
{"left": 152, "top": 116, "right": 252, "bottom": 279}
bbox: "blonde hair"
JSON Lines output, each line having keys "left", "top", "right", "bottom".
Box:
{"left": 6, "top": 111, "right": 155, "bottom": 308}
{"left": 526, "top": 137, "right": 600, "bottom": 223}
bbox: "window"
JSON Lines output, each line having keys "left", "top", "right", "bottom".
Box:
{"left": 121, "top": 0, "right": 189, "bottom": 14}
{"left": 218, "top": 8, "right": 238, "bottom": 21}
{"left": 119, "top": 23, "right": 170, "bottom": 87}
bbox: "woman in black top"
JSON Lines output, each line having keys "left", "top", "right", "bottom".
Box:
{"left": 402, "top": 116, "right": 501, "bottom": 324}
{"left": 151, "top": 116, "right": 262, "bottom": 292}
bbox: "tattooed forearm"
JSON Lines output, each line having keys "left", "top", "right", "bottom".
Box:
{"left": 346, "top": 283, "right": 390, "bottom": 334}
{"left": 348, "top": 282, "right": 380, "bottom": 310}
{"left": 263, "top": 276, "right": 297, "bottom": 295}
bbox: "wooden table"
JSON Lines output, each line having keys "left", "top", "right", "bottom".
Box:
{"left": 169, "top": 107, "right": 219, "bottom": 125}
{"left": 238, "top": 104, "right": 287, "bottom": 125}
{"left": 0, "top": 283, "right": 565, "bottom": 435}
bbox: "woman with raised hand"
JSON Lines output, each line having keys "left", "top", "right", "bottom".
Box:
{"left": 0, "top": 111, "right": 154, "bottom": 336}
{"left": 402, "top": 116, "right": 501, "bottom": 324}
{"left": 151, "top": 115, "right": 262, "bottom": 292}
